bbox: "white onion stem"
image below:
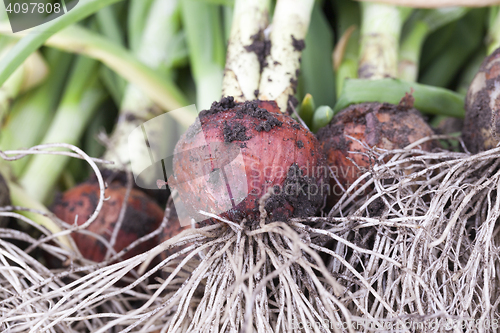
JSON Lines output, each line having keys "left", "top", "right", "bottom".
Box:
{"left": 258, "top": 0, "right": 314, "bottom": 112}
{"left": 222, "top": 0, "right": 270, "bottom": 102}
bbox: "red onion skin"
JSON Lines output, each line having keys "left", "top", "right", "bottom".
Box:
{"left": 317, "top": 102, "right": 434, "bottom": 207}
{"left": 171, "top": 98, "right": 328, "bottom": 224}
{"left": 52, "top": 182, "right": 164, "bottom": 262}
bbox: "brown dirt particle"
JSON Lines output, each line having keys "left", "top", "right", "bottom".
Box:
{"left": 291, "top": 36, "right": 305, "bottom": 52}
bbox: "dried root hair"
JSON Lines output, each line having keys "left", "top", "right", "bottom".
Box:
{"left": 1, "top": 136, "right": 500, "bottom": 332}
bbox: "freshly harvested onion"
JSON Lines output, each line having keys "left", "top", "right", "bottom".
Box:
{"left": 170, "top": 97, "right": 328, "bottom": 224}
{"left": 317, "top": 102, "right": 434, "bottom": 206}
{"left": 462, "top": 48, "right": 500, "bottom": 153}
{"left": 52, "top": 182, "right": 164, "bottom": 262}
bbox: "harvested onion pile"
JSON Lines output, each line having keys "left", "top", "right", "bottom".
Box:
{"left": 1, "top": 0, "right": 500, "bottom": 332}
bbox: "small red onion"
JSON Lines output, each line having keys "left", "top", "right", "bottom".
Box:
{"left": 317, "top": 102, "right": 434, "bottom": 207}
{"left": 170, "top": 97, "right": 328, "bottom": 224}
{"left": 463, "top": 48, "right": 500, "bottom": 153}
{"left": 52, "top": 182, "right": 164, "bottom": 262}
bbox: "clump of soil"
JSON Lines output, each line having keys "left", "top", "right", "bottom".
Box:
{"left": 291, "top": 35, "right": 305, "bottom": 52}
{"left": 264, "top": 163, "right": 325, "bottom": 221}
{"left": 244, "top": 32, "right": 271, "bottom": 72}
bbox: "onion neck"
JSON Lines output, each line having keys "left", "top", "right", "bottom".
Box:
{"left": 258, "top": 0, "right": 315, "bottom": 112}
{"left": 222, "top": 0, "right": 270, "bottom": 102}
{"left": 358, "top": 2, "right": 405, "bottom": 80}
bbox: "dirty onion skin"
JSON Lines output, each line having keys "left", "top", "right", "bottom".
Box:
{"left": 171, "top": 97, "right": 328, "bottom": 224}
{"left": 317, "top": 102, "right": 434, "bottom": 208}
{"left": 52, "top": 182, "right": 164, "bottom": 262}
{"left": 462, "top": 48, "right": 500, "bottom": 154}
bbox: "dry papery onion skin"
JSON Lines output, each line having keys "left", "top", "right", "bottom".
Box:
{"left": 317, "top": 101, "right": 435, "bottom": 207}
{"left": 171, "top": 97, "right": 329, "bottom": 225}
{"left": 463, "top": 47, "right": 500, "bottom": 154}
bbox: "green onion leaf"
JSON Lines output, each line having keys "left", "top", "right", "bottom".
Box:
{"left": 299, "top": 93, "right": 315, "bottom": 127}
{"left": 335, "top": 78, "right": 465, "bottom": 118}
{"left": 0, "top": 0, "right": 125, "bottom": 88}
{"left": 312, "top": 105, "right": 334, "bottom": 133}
{"left": 299, "top": 2, "right": 335, "bottom": 108}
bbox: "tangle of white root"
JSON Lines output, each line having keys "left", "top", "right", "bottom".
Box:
{"left": 1, "top": 137, "right": 500, "bottom": 332}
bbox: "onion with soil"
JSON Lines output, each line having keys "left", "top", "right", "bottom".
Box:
{"left": 462, "top": 47, "right": 500, "bottom": 153}
{"left": 317, "top": 101, "right": 435, "bottom": 207}
{"left": 52, "top": 181, "right": 164, "bottom": 262}
{"left": 170, "top": 96, "right": 328, "bottom": 225}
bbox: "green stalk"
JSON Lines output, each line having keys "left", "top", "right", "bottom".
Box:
{"left": 181, "top": 0, "right": 225, "bottom": 110}
{"left": 0, "top": 49, "right": 73, "bottom": 177}
{"left": 0, "top": 45, "right": 48, "bottom": 124}
{"left": 300, "top": 2, "right": 335, "bottom": 108}
{"left": 398, "top": 7, "right": 468, "bottom": 82}
{"left": 0, "top": 0, "right": 124, "bottom": 88}
{"left": 20, "top": 56, "right": 106, "bottom": 203}
{"left": 100, "top": 65, "right": 125, "bottom": 105}
{"left": 419, "top": 9, "right": 486, "bottom": 88}
{"left": 358, "top": 3, "right": 407, "bottom": 79}
{"left": 0, "top": 23, "right": 194, "bottom": 126}
{"left": 104, "top": 0, "right": 184, "bottom": 171}
{"left": 298, "top": 93, "right": 315, "bottom": 127}
{"left": 334, "top": 78, "right": 465, "bottom": 118}
{"left": 312, "top": 105, "right": 333, "bottom": 133}
{"left": 333, "top": 0, "right": 360, "bottom": 98}
{"left": 457, "top": 48, "right": 486, "bottom": 95}
{"left": 223, "top": 5, "right": 233, "bottom": 44}
{"left": 96, "top": 5, "right": 124, "bottom": 45}
{"left": 487, "top": 6, "right": 500, "bottom": 54}
{"left": 0, "top": 2, "right": 11, "bottom": 49}
{"left": 96, "top": 4, "right": 127, "bottom": 104}
{"left": 166, "top": 32, "right": 189, "bottom": 69}
{"left": 398, "top": 21, "right": 428, "bottom": 82}
{"left": 419, "top": 22, "right": 457, "bottom": 71}
{"left": 127, "top": 0, "right": 155, "bottom": 52}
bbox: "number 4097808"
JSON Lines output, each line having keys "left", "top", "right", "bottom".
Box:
{"left": 5, "top": 2, "right": 62, "bottom": 14}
